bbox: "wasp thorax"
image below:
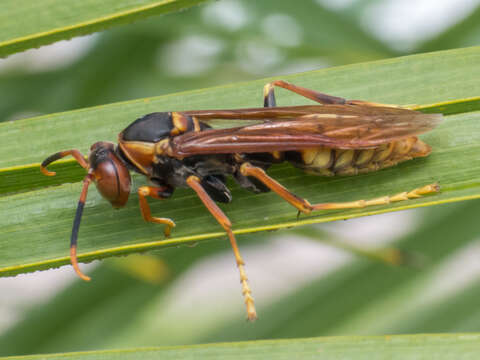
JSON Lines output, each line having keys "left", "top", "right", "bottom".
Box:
{"left": 89, "top": 141, "right": 131, "bottom": 208}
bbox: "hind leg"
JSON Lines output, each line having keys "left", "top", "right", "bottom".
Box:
{"left": 263, "top": 80, "right": 402, "bottom": 108}
{"left": 240, "top": 162, "right": 439, "bottom": 214}
{"left": 263, "top": 80, "right": 347, "bottom": 107}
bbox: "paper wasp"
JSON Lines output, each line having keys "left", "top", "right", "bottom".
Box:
{"left": 41, "top": 80, "right": 441, "bottom": 321}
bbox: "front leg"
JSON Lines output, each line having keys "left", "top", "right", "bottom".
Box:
{"left": 138, "top": 186, "right": 176, "bottom": 237}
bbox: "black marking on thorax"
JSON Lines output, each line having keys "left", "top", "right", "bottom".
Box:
{"left": 122, "top": 112, "right": 173, "bottom": 142}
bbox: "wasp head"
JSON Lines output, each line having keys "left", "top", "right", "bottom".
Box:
{"left": 40, "top": 141, "right": 132, "bottom": 282}
{"left": 89, "top": 141, "right": 131, "bottom": 208}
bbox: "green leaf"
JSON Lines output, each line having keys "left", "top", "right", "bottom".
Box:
{"left": 2, "top": 334, "right": 480, "bottom": 360}
{"left": 4, "top": 191, "right": 480, "bottom": 352}
{"left": 1, "top": 46, "right": 480, "bottom": 277}
{"left": 0, "top": 0, "right": 211, "bottom": 58}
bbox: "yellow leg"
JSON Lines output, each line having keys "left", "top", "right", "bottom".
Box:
{"left": 186, "top": 176, "right": 257, "bottom": 321}
{"left": 240, "top": 162, "right": 439, "bottom": 213}
{"left": 312, "top": 184, "right": 439, "bottom": 210}
{"left": 138, "top": 186, "right": 176, "bottom": 237}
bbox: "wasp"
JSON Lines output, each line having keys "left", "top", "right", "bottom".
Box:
{"left": 41, "top": 80, "right": 442, "bottom": 321}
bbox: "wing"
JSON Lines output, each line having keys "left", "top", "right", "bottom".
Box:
{"left": 171, "top": 105, "right": 442, "bottom": 157}
{"left": 182, "top": 106, "right": 335, "bottom": 121}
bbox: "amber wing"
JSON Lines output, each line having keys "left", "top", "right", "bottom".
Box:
{"left": 172, "top": 105, "right": 442, "bottom": 156}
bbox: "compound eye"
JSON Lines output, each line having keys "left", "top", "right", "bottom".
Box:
{"left": 93, "top": 153, "right": 131, "bottom": 208}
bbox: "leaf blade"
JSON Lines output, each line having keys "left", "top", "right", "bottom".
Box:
{"left": 0, "top": 0, "right": 211, "bottom": 58}
{"left": 1, "top": 46, "right": 480, "bottom": 276}
{"left": 2, "top": 334, "right": 480, "bottom": 360}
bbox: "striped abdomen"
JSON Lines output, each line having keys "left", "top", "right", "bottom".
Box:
{"left": 288, "top": 136, "right": 431, "bottom": 176}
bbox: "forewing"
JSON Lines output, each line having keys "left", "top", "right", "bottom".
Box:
{"left": 172, "top": 105, "right": 442, "bottom": 156}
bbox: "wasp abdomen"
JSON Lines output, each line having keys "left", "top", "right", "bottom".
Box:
{"left": 288, "top": 136, "right": 431, "bottom": 177}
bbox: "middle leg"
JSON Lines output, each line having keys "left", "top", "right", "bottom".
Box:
{"left": 186, "top": 175, "right": 257, "bottom": 321}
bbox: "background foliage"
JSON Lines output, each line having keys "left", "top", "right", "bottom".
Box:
{"left": 1, "top": 0, "right": 480, "bottom": 357}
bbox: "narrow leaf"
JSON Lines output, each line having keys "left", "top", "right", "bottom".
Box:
{"left": 1, "top": 334, "right": 480, "bottom": 360}
{"left": 0, "top": 0, "right": 211, "bottom": 58}
{"left": 1, "top": 46, "right": 480, "bottom": 276}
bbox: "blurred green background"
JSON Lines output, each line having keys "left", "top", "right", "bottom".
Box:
{"left": 1, "top": 0, "right": 480, "bottom": 356}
